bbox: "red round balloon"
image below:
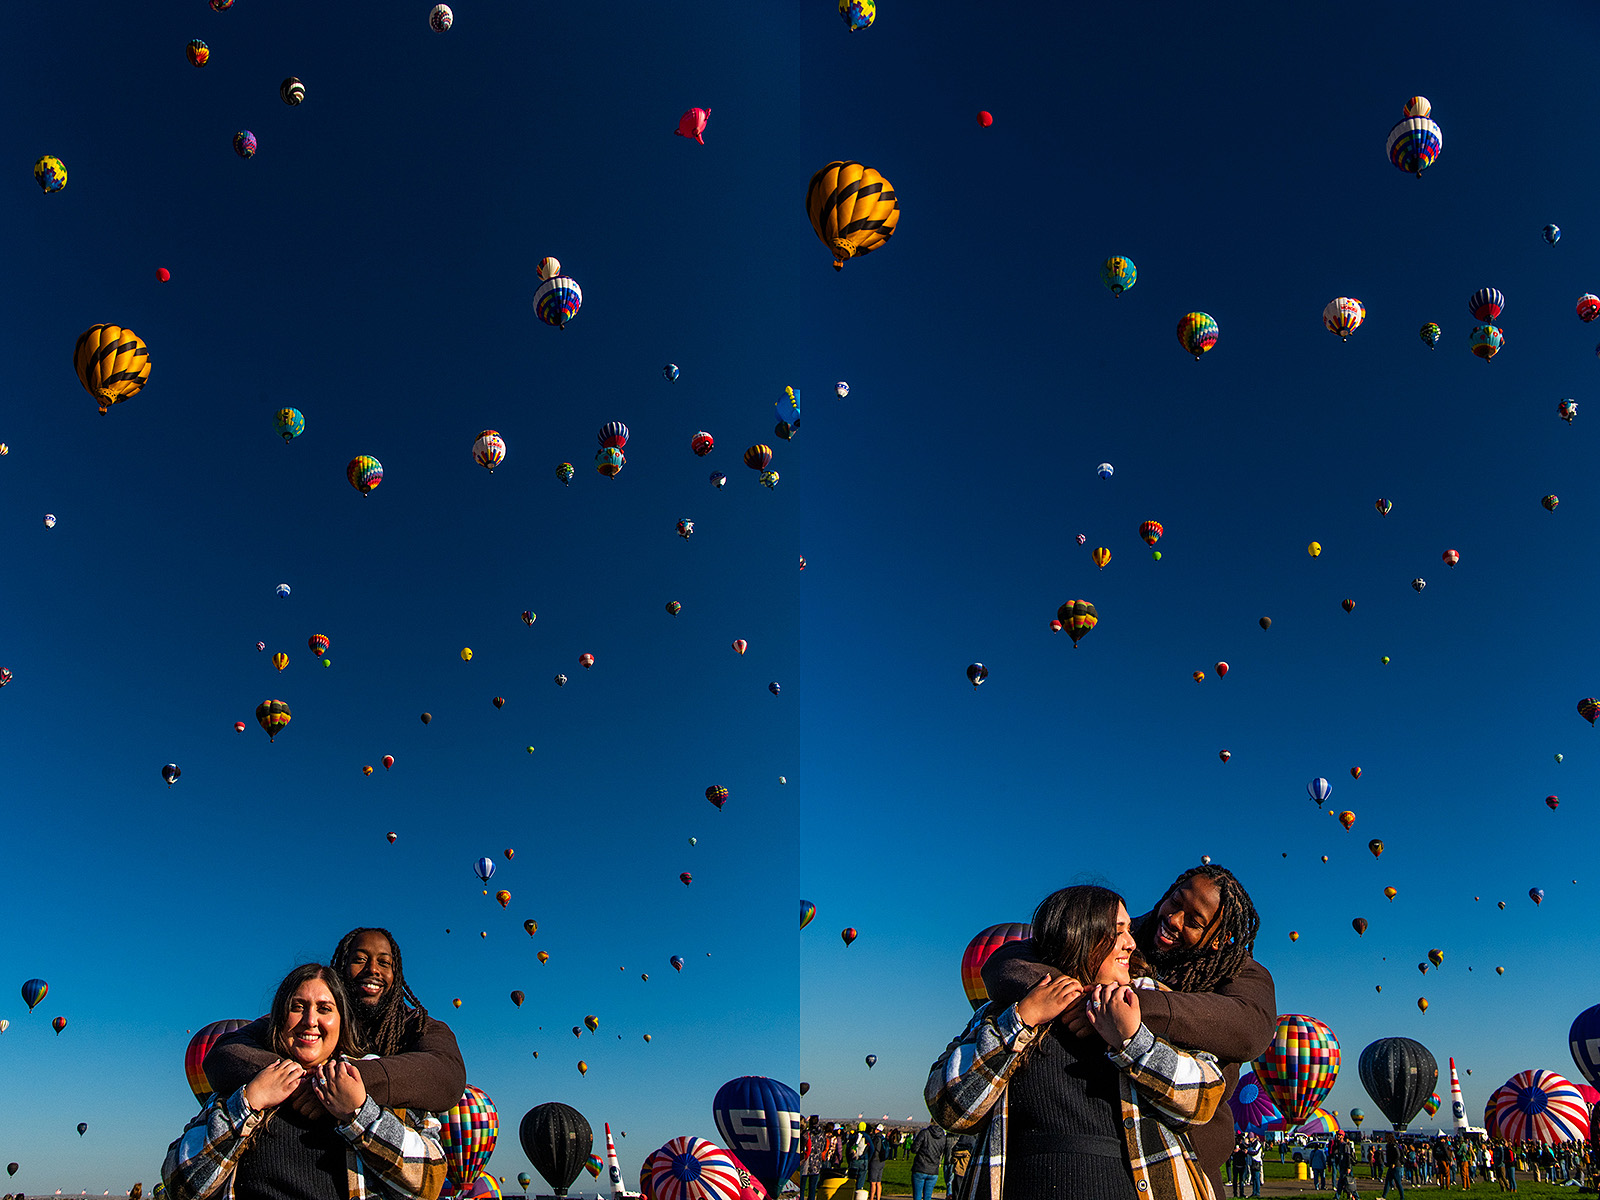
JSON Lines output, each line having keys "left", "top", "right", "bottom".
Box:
{"left": 976, "top": 111, "right": 993, "bottom": 127}
{"left": 960, "top": 922, "right": 1031, "bottom": 1008}
{"left": 156, "top": 268, "right": 171, "bottom": 282}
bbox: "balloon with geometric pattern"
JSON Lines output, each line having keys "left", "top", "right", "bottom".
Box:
{"left": 1176, "top": 312, "right": 1219, "bottom": 359}
{"left": 33, "top": 155, "right": 67, "bottom": 193}
{"left": 439, "top": 1085, "right": 498, "bottom": 1196}
{"left": 1255, "top": 1013, "right": 1341, "bottom": 1126}
{"left": 347, "top": 455, "right": 383, "bottom": 495}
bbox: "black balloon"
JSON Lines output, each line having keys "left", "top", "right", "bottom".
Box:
{"left": 1358, "top": 1037, "right": 1438, "bottom": 1130}
{"left": 519, "top": 1102, "right": 592, "bottom": 1197}
{"left": 799, "top": 1082, "right": 810, "bottom": 1096}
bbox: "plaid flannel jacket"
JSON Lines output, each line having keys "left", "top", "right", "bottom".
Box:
{"left": 925, "top": 999, "right": 1224, "bottom": 1200}
{"left": 162, "top": 1082, "right": 448, "bottom": 1200}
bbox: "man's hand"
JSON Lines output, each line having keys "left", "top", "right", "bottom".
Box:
{"left": 243, "top": 1059, "right": 306, "bottom": 1112}
{"left": 287, "top": 1079, "right": 330, "bottom": 1120}
{"left": 1084, "top": 983, "right": 1141, "bottom": 1051}
{"left": 1015, "top": 973, "right": 1083, "bottom": 1029}
{"left": 312, "top": 1060, "right": 368, "bottom": 1122}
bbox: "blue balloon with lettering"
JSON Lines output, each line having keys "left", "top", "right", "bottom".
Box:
{"left": 712, "top": 1076, "right": 801, "bottom": 1198}
{"left": 1569, "top": 1004, "right": 1600, "bottom": 1085}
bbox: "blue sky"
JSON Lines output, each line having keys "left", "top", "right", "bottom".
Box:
{"left": 3, "top": 0, "right": 1600, "bottom": 1191}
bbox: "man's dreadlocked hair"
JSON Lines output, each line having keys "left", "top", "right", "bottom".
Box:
{"left": 1136, "top": 863, "right": 1259, "bottom": 994}
{"left": 330, "top": 927, "right": 430, "bottom": 1057}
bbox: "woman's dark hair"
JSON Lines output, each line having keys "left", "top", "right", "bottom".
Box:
{"left": 1029, "top": 885, "right": 1126, "bottom": 984}
{"left": 265, "top": 964, "right": 365, "bottom": 1060}
{"left": 1135, "top": 863, "right": 1260, "bottom": 993}
{"left": 330, "top": 927, "right": 429, "bottom": 1057}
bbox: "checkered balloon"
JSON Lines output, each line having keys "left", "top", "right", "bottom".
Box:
{"left": 1254, "top": 1013, "right": 1340, "bottom": 1126}
{"left": 439, "top": 1085, "right": 499, "bottom": 1193}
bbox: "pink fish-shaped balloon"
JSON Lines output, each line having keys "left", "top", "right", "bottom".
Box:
{"left": 675, "top": 107, "right": 710, "bottom": 145}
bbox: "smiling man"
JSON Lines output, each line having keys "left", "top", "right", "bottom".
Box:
{"left": 981, "top": 864, "right": 1276, "bottom": 1200}
{"left": 204, "top": 927, "right": 466, "bottom": 1116}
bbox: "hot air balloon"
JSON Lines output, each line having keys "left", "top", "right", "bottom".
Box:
{"left": 1367, "top": 839, "right": 1383, "bottom": 858}
{"left": 1255, "top": 1015, "right": 1341, "bottom": 1127}
{"left": 710, "top": 471, "right": 727, "bottom": 489}
{"left": 52, "top": 1017, "right": 66, "bottom": 1035}
{"left": 274, "top": 408, "right": 305, "bottom": 443}
{"left": 865, "top": 1055, "right": 877, "bottom": 1069}
{"left": 1350, "top": 1109, "right": 1363, "bottom": 1127}
{"left": 387, "top": 833, "right": 397, "bottom": 843}
{"left": 1308, "top": 778, "right": 1332, "bottom": 808}
{"left": 966, "top": 664, "right": 988, "bottom": 689}
{"left": 1139, "top": 520, "right": 1163, "bottom": 547}
{"left": 34, "top": 155, "right": 67, "bottom": 193}
{"left": 185, "top": 1019, "right": 250, "bottom": 1104}
{"left": 1386, "top": 97, "right": 1442, "bottom": 176}
{"left": 162, "top": 763, "right": 181, "bottom": 786}
{"left": 670, "top": 956, "right": 684, "bottom": 972}
{"left": 428, "top": 4, "right": 454, "bottom": 30}
{"left": 768, "top": 681, "right": 781, "bottom": 695}
{"left": 1442, "top": 549, "right": 1459, "bottom": 568}
{"left": 1192, "top": 671, "right": 1205, "bottom": 684}
{"left": 271, "top": 652, "right": 289, "bottom": 673}
{"left": 495, "top": 890, "right": 510, "bottom": 909}
{"left": 234, "top": 722, "right": 246, "bottom": 732}
{"left": 1057, "top": 600, "right": 1098, "bottom": 647}
{"left": 800, "top": 901, "right": 817, "bottom": 931}
{"left": 743, "top": 445, "right": 773, "bottom": 472}
{"left": 1469, "top": 288, "right": 1506, "bottom": 323}
{"left": 533, "top": 272, "right": 583, "bottom": 329}
{"left": 1219, "top": 750, "right": 1231, "bottom": 763}
{"left": 280, "top": 77, "right": 305, "bottom": 106}
{"left": 713, "top": 1076, "right": 803, "bottom": 1197}
{"left": 839, "top": 0, "right": 876, "bottom": 31}
{"left": 1341, "top": 599, "right": 1356, "bottom": 614}
{"left": 382, "top": 755, "right": 394, "bottom": 771}
{"left": 1260, "top": 617, "right": 1272, "bottom": 629}
{"left": 6, "top": 1164, "right": 15, "bottom": 1177}
{"left": 186, "top": 39, "right": 210, "bottom": 67}
{"left": 680, "top": 872, "right": 693, "bottom": 886}
{"left": 1323, "top": 298, "right": 1366, "bottom": 340}
{"left": 674, "top": 108, "right": 710, "bottom": 145}
{"left": 960, "top": 923, "right": 1032, "bottom": 1010}
{"left": 706, "top": 786, "right": 729, "bottom": 810}
{"left": 1469, "top": 325, "right": 1504, "bottom": 361}
{"left": 1531, "top": 888, "right": 1545, "bottom": 905}
{"left": 841, "top": 928, "right": 857, "bottom": 946}
{"left": 1289, "top": 932, "right": 1299, "bottom": 942}
{"left": 1547, "top": 795, "right": 1560, "bottom": 811}
{"left": 233, "top": 130, "right": 257, "bottom": 158}
{"left": 438, "top": 1086, "right": 498, "bottom": 1196}
{"left": 255, "top": 700, "right": 290, "bottom": 742}
{"left": 1352, "top": 918, "right": 1368, "bottom": 936}
{"left": 76, "top": 1123, "right": 86, "bottom": 1136}
{"left": 1213, "top": 662, "right": 1228, "bottom": 679}
{"left": 1097, "top": 463, "right": 1114, "bottom": 480}
{"left": 1423, "top": 1094, "right": 1441, "bottom": 1117}
{"left": 474, "top": 858, "right": 495, "bottom": 885}
{"left": 643, "top": 1137, "right": 741, "bottom": 1200}
{"left": 520, "top": 1102, "right": 591, "bottom": 1197}
{"left": 691, "top": 432, "right": 714, "bottom": 457}
{"left": 1546, "top": 495, "right": 1561, "bottom": 513}
{"left": 473, "top": 430, "right": 506, "bottom": 473}
{"left": 665, "top": 601, "right": 682, "bottom": 617}
{"left": 1492, "top": 1070, "right": 1590, "bottom": 1143}
{"left": 74, "top": 325, "right": 151, "bottom": 415}
{"left": 1384, "top": 887, "right": 1398, "bottom": 901}
{"left": 582, "top": 1015, "right": 598, "bottom": 1034}
{"left": 306, "top": 634, "right": 330, "bottom": 658}
{"left": 347, "top": 455, "right": 382, "bottom": 495}
{"left": 1546, "top": 224, "right": 1562, "bottom": 245}
{"left": 538, "top": 951, "right": 549, "bottom": 963}
{"left": 579, "top": 653, "right": 594, "bottom": 670}
{"left": 835, "top": 382, "right": 850, "bottom": 398}
{"left": 805, "top": 161, "right": 899, "bottom": 270}
{"left": 1412, "top": 578, "right": 1426, "bottom": 593}
{"left": 1560, "top": 399, "right": 1578, "bottom": 423}
{"left": 1090, "top": 546, "right": 1112, "bottom": 571}
{"left": 1419, "top": 323, "right": 1441, "bottom": 349}
{"left": 1578, "top": 295, "right": 1600, "bottom": 324}
{"left": 676, "top": 518, "right": 694, "bottom": 540}
{"left": 518, "top": 1176, "right": 531, "bottom": 1190}
{"left": 1176, "top": 312, "right": 1219, "bottom": 359}
{"left": 1102, "top": 258, "right": 1137, "bottom": 297}
{"left": 1358, "top": 1038, "right": 1438, "bottom": 1131}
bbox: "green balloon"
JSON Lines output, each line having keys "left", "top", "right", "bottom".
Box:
{"left": 1152, "top": 550, "right": 1161, "bottom": 560}
{"left": 1381, "top": 656, "right": 1390, "bottom": 664}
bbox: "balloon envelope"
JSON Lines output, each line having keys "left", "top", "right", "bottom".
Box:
{"left": 520, "top": 1102, "right": 593, "bottom": 1196}
{"left": 439, "top": 1086, "right": 498, "bottom": 1194}
{"left": 184, "top": 1019, "right": 250, "bottom": 1103}
{"left": 712, "top": 1076, "right": 802, "bottom": 1197}
{"left": 1358, "top": 1037, "right": 1438, "bottom": 1130}
{"left": 960, "top": 923, "right": 1032, "bottom": 1009}
{"left": 21, "top": 979, "right": 47, "bottom": 1011}
{"left": 1228, "top": 1070, "right": 1285, "bottom": 1134}
{"left": 1569, "top": 1004, "right": 1600, "bottom": 1085}
{"left": 1491, "top": 1070, "right": 1590, "bottom": 1143}
{"left": 1255, "top": 1014, "right": 1340, "bottom": 1126}
{"left": 644, "top": 1137, "right": 743, "bottom": 1200}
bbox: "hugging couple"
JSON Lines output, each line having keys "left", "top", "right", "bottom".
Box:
{"left": 927, "top": 864, "right": 1278, "bottom": 1200}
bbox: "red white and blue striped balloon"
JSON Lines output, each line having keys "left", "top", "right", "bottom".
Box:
{"left": 645, "top": 1137, "right": 744, "bottom": 1200}
{"left": 1491, "top": 1069, "right": 1591, "bottom": 1144}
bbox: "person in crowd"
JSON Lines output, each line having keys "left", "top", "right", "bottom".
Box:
{"left": 797, "top": 1115, "right": 824, "bottom": 1200}
{"left": 1309, "top": 1140, "right": 1328, "bottom": 1190}
{"left": 1331, "top": 1130, "right": 1361, "bottom": 1199}
{"left": 1434, "top": 1137, "right": 1453, "bottom": 1190}
{"left": 867, "top": 1124, "right": 887, "bottom": 1200}
{"left": 206, "top": 928, "right": 466, "bottom": 1117}
{"left": 927, "top": 884, "right": 1226, "bottom": 1200}
{"left": 1457, "top": 1136, "right": 1474, "bottom": 1188}
{"left": 980, "top": 863, "right": 1276, "bottom": 1199}
{"left": 1379, "top": 1132, "right": 1405, "bottom": 1199}
{"left": 1247, "top": 1132, "right": 1264, "bottom": 1198}
{"left": 1230, "top": 1139, "right": 1249, "bottom": 1198}
{"left": 910, "top": 1123, "right": 947, "bottom": 1200}
{"left": 162, "top": 964, "right": 445, "bottom": 1200}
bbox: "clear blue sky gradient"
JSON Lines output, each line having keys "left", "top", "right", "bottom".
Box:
{"left": 4, "top": 0, "right": 1600, "bottom": 1190}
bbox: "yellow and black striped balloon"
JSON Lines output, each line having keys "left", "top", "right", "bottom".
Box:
{"left": 804, "top": 161, "right": 899, "bottom": 270}
{"left": 73, "top": 324, "right": 151, "bottom": 414}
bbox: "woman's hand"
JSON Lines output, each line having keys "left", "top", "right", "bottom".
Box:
{"left": 1084, "top": 983, "right": 1141, "bottom": 1051}
{"left": 311, "top": 1059, "right": 367, "bottom": 1122}
{"left": 1015, "top": 973, "right": 1083, "bottom": 1029}
{"left": 242, "top": 1059, "right": 306, "bottom": 1112}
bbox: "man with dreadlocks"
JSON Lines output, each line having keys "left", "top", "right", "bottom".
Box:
{"left": 204, "top": 928, "right": 467, "bottom": 1116}
{"left": 980, "top": 863, "right": 1276, "bottom": 1200}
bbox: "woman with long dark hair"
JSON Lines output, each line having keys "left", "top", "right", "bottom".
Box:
{"left": 163, "top": 964, "right": 446, "bottom": 1200}
{"left": 926, "top": 885, "right": 1224, "bottom": 1199}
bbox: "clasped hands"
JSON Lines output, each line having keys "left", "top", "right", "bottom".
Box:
{"left": 1014, "top": 973, "right": 1141, "bottom": 1052}
{"left": 242, "top": 1059, "right": 367, "bottom": 1122}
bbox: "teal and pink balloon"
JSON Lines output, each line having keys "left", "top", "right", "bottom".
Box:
{"left": 275, "top": 408, "right": 304, "bottom": 442}
{"left": 801, "top": 900, "right": 816, "bottom": 930}
{"left": 1386, "top": 97, "right": 1442, "bottom": 177}
{"left": 21, "top": 979, "right": 47, "bottom": 1011}
{"left": 595, "top": 446, "right": 624, "bottom": 478}
{"left": 713, "top": 1076, "right": 802, "bottom": 1198}
{"left": 1101, "top": 257, "right": 1136, "bottom": 297}
{"left": 1469, "top": 325, "right": 1504, "bottom": 361}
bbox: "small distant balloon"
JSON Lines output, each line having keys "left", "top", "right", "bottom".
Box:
{"left": 387, "top": 832, "right": 397, "bottom": 843}
{"left": 1544, "top": 494, "right": 1560, "bottom": 512}
{"left": 865, "top": 1055, "right": 877, "bottom": 1069}
{"left": 52, "top": 1017, "right": 66, "bottom": 1035}
{"left": 33, "top": 155, "right": 67, "bottom": 193}
{"left": 977, "top": 111, "right": 993, "bottom": 127}
{"left": 1097, "top": 463, "right": 1114, "bottom": 480}
{"left": 769, "top": 682, "right": 781, "bottom": 695}
{"left": 524, "top": 919, "right": 537, "bottom": 935}
{"left": 966, "top": 663, "right": 988, "bottom": 689}
{"left": 1219, "top": 750, "right": 1231, "bottom": 763}
{"left": 674, "top": 109, "right": 710, "bottom": 145}
{"left": 495, "top": 890, "right": 511, "bottom": 909}
{"left": 430, "top": 5, "right": 453, "bottom": 31}
{"left": 157, "top": 267, "right": 171, "bottom": 282}
{"left": 162, "top": 764, "right": 181, "bottom": 787}
{"left": 1412, "top": 578, "right": 1426, "bottom": 593}
{"left": 664, "top": 364, "right": 680, "bottom": 382}
{"left": 1384, "top": 887, "right": 1398, "bottom": 901}
{"left": 1545, "top": 224, "right": 1561, "bottom": 245}
{"left": 1369, "top": 839, "right": 1383, "bottom": 857}
{"left": 1560, "top": 399, "right": 1578, "bottom": 423}
{"left": 801, "top": 901, "right": 816, "bottom": 930}
{"left": 679, "top": 872, "right": 692, "bottom": 886}
{"left": 233, "top": 130, "right": 257, "bottom": 159}
{"left": 841, "top": 928, "right": 857, "bottom": 946}
{"left": 1102, "top": 257, "right": 1137, "bottom": 297}
{"left": 43, "top": 514, "right": 55, "bottom": 529}
{"left": 1260, "top": 617, "right": 1272, "bottom": 629}
{"left": 839, "top": 0, "right": 876, "bottom": 31}
{"left": 1530, "top": 887, "right": 1544, "bottom": 905}
{"left": 1307, "top": 777, "right": 1332, "bottom": 807}
{"left": 1307, "top": 541, "right": 1322, "bottom": 557}
{"left": 1547, "top": 795, "right": 1560, "bottom": 811}
{"left": 510, "top": 991, "right": 523, "bottom": 1008}
{"left": 1338, "top": 810, "right": 1355, "bottom": 830}
{"left": 1352, "top": 918, "right": 1368, "bottom": 936}
{"left": 579, "top": 653, "right": 594, "bottom": 669}
{"left": 280, "top": 77, "right": 305, "bottom": 106}
{"left": 187, "top": 39, "right": 210, "bottom": 67}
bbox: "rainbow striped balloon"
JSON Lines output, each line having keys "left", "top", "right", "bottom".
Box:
{"left": 347, "top": 455, "right": 383, "bottom": 494}
{"left": 1255, "top": 1013, "right": 1340, "bottom": 1126}
{"left": 644, "top": 1136, "right": 744, "bottom": 1200}
{"left": 439, "top": 1085, "right": 499, "bottom": 1195}
{"left": 1491, "top": 1069, "right": 1591, "bottom": 1144}
{"left": 1294, "top": 1107, "right": 1340, "bottom": 1135}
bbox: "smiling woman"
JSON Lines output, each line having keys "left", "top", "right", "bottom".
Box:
{"left": 163, "top": 964, "right": 447, "bottom": 1200}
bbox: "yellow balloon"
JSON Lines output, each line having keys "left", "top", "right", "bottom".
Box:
{"left": 461, "top": 647, "right": 473, "bottom": 661}
{"left": 804, "top": 161, "right": 899, "bottom": 271}
{"left": 74, "top": 324, "right": 151, "bottom": 414}
{"left": 1307, "top": 541, "right": 1322, "bottom": 557}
